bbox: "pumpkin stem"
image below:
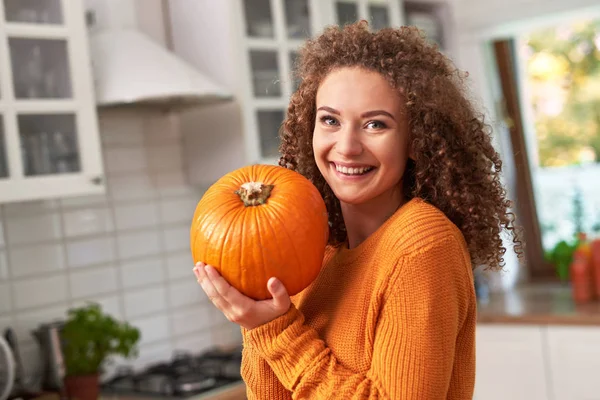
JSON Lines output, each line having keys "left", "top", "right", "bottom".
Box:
{"left": 235, "top": 182, "right": 275, "bottom": 207}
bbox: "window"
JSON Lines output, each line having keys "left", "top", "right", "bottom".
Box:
{"left": 494, "top": 18, "right": 600, "bottom": 281}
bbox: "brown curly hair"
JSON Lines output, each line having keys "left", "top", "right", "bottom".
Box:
{"left": 278, "top": 21, "right": 522, "bottom": 270}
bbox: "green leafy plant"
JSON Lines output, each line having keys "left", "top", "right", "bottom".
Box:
{"left": 61, "top": 302, "right": 141, "bottom": 376}
{"left": 545, "top": 237, "right": 581, "bottom": 281}
{"left": 543, "top": 186, "right": 598, "bottom": 281}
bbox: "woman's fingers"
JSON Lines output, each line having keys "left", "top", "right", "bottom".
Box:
{"left": 193, "top": 262, "right": 206, "bottom": 281}
{"left": 194, "top": 262, "right": 231, "bottom": 311}
{"left": 204, "top": 265, "right": 251, "bottom": 308}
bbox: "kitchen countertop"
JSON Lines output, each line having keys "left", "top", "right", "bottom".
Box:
{"left": 100, "top": 381, "right": 246, "bottom": 400}
{"left": 477, "top": 283, "right": 600, "bottom": 325}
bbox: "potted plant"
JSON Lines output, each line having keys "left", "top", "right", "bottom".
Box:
{"left": 545, "top": 236, "right": 581, "bottom": 281}
{"left": 61, "top": 302, "right": 140, "bottom": 400}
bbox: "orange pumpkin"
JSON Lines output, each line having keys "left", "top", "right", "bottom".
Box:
{"left": 190, "top": 164, "right": 329, "bottom": 300}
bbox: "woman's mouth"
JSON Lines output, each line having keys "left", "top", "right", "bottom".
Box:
{"left": 332, "top": 163, "right": 375, "bottom": 177}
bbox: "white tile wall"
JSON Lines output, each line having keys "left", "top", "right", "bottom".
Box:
{"left": 0, "top": 110, "right": 241, "bottom": 379}
{"left": 0, "top": 251, "right": 7, "bottom": 280}
{"left": 121, "top": 257, "right": 165, "bottom": 289}
{"left": 10, "top": 243, "right": 65, "bottom": 278}
{"left": 62, "top": 207, "right": 114, "bottom": 237}
{"left": 123, "top": 285, "right": 167, "bottom": 318}
{"left": 4, "top": 213, "right": 62, "bottom": 245}
{"left": 66, "top": 236, "right": 116, "bottom": 268}
{"left": 69, "top": 265, "right": 119, "bottom": 299}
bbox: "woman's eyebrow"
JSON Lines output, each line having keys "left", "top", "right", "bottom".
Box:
{"left": 361, "top": 110, "right": 395, "bottom": 121}
{"left": 316, "top": 106, "right": 340, "bottom": 115}
{"left": 316, "top": 106, "right": 395, "bottom": 122}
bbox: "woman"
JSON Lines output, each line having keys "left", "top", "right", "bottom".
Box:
{"left": 194, "top": 21, "right": 521, "bottom": 399}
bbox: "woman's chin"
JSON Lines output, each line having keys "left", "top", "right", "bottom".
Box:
{"left": 330, "top": 188, "right": 371, "bottom": 206}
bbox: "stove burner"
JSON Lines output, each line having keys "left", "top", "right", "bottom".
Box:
{"left": 101, "top": 346, "right": 243, "bottom": 398}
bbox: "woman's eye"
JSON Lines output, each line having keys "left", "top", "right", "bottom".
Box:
{"left": 320, "top": 115, "right": 338, "bottom": 126}
{"left": 366, "top": 120, "right": 386, "bottom": 130}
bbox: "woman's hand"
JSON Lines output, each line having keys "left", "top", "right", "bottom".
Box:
{"left": 193, "top": 262, "right": 291, "bottom": 330}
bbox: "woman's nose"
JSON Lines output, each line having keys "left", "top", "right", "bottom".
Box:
{"left": 335, "top": 127, "right": 363, "bottom": 157}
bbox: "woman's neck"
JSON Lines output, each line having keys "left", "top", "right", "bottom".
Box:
{"left": 341, "top": 186, "right": 405, "bottom": 249}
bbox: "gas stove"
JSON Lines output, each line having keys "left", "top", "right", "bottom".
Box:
{"left": 101, "top": 346, "right": 244, "bottom": 399}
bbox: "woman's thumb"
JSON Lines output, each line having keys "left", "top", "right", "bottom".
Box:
{"left": 268, "top": 277, "right": 290, "bottom": 310}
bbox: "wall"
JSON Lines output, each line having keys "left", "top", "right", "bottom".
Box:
{"left": 452, "top": 0, "right": 600, "bottom": 36}
{"left": 166, "top": 0, "right": 248, "bottom": 186}
{"left": 0, "top": 109, "right": 241, "bottom": 380}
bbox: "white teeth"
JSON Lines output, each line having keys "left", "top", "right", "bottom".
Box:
{"left": 335, "top": 164, "right": 373, "bottom": 175}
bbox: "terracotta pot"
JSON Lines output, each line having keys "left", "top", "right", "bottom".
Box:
{"left": 64, "top": 373, "right": 99, "bottom": 400}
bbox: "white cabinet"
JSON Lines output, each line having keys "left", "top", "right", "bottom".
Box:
{"left": 474, "top": 325, "right": 550, "bottom": 400}
{"left": 476, "top": 324, "right": 600, "bottom": 400}
{"left": 546, "top": 326, "right": 600, "bottom": 400}
{"left": 171, "top": 0, "right": 405, "bottom": 186}
{"left": 236, "top": 0, "right": 403, "bottom": 165}
{"left": 0, "top": 0, "right": 104, "bottom": 203}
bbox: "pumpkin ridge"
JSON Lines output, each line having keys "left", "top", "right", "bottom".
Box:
{"left": 269, "top": 190, "right": 326, "bottom": 286}
{"left": 259, "top": 202, "right": 289, "bottom": 292}
{"left": 262, "top": 164, "right": 285, "bottom": 184}
{"left": 191, "top": 194, "right": 237, "bottom": 258}
{"left": 192, "top": 196, "right": 240, "bottom": 263}
{"left": 229, "top": 205, "right": 248, "bottom": 297}
{"left": 217, "top": 205, "right": 247, "bottom": 284}
{"left": 254, "top": 208, "right": 271, "bottom": 299}
{"left": 263, "top": 199, "right": 305, "bottom": 294}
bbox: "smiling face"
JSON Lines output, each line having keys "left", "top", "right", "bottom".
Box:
{"left": 312, "top": 67, "right": 410, "bottom": 207}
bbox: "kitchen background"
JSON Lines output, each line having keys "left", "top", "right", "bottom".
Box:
{"left": 0, "top": 0, "right": 599, "bottom": 399}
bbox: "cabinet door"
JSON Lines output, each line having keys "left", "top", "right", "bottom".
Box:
{"left": 236, "top": 0, "right": 403, "bottom": 165}
{"left": 0, "top": 0, "right": 104, "bottom": 203}
{"left": 237, "top": 0, "right": 331, "bottom": 164}
{"left": 546, "top": 326, "right": 600, "bottom": 400}
{"left": 330, "top": 0, "right": 403, "bottom": 29}
{"left": 474, "top": 325, "right": 550, "bottom": 400}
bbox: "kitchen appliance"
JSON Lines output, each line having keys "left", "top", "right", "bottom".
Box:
{"left": 3, "top": 327, "right": 28, "bottom": 398}
{"left": 84, "top": 0, "right": 232, "bottom": 109}
{"left": 32, "top": 322, "right": 66, "bottom": 391}
{"left": 101, "top": 346, "right": 243, "bottom": 399}
{"left": 0, "top": 335, "right": 15, "bottom": 400}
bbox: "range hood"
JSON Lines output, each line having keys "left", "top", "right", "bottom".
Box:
{"left": 85, "top": 0, "right": 232, "bottom": 108}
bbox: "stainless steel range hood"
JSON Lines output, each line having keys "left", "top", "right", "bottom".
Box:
{"left": 84, "top": 0, "right": 232, "bottom": 109}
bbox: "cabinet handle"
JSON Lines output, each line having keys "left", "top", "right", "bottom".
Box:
{"left": 90, "top": 176, "right": 103, "bottom": 185}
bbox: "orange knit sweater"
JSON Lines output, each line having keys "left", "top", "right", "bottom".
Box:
{"left": 240, "top": 198, "right": 477, "bottom": 399}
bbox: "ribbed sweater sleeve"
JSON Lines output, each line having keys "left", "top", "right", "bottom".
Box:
{"left": 241, "top": 339, "right": 291, "bottom": 399}
{"left": 242, "top": 234, "right": 475, "bottom": 399}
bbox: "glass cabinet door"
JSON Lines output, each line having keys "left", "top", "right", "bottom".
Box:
{"left": 0, "top": 0, "right": 105, "bottom": 203}
{"left": 257, "top": 110, "right": 285, "bottom": 159}
{"left": 333, "top": 0, "right": 396, "bottom": 31}
{"left": 369, "top": 3, "right": 390, "bottom": 31}
{"left": 3, "top": 0, "right": 63, "bottom": 25}
{"left": 241, "top": 0, "right": 315, "bottom": 162}
{"left": 249, "top": 50, "right": 281, "bottom": 98}
{"left": 284, "top": 0, "right": 311, "bottom": 39}
{"left": 335, "top": 1, "right": 359, "bottom": 26}
{"left": 9, "top": 37, "right": 72, "bottom": 99}
{"left": 243, "top": 0, "right": 275, "bottom": 38}
{"left": 18, "top": 113, "right": 80, "bottom": 176}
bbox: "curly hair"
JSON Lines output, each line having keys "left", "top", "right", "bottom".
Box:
{"left": 278, "top": 21, "right": 522, "bottom": 270}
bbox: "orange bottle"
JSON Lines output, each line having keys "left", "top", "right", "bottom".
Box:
{"left": 570, "top": 233, "right": 594, "bottom": 304}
